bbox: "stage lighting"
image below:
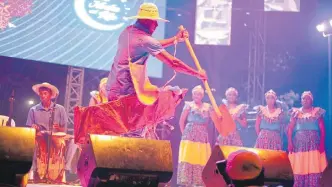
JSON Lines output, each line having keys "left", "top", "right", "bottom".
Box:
{"left": 316, "top": 19, "right": 332, "bottom": 37}
{"left": 28, "top": 100, "right": 34, "bottom": 105}
{"left": 316, "top": 19, "right": 332, "bottom": 135}
{"left": 316, "top": 24, "right": 325, "bottom": 32}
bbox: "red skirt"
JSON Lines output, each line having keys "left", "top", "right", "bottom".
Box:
{"left": 74, "top": 90, "right": 187, "bottom": 144}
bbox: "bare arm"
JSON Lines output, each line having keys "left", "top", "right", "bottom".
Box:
{"left": 26, "top": 108, "right": 34, "bottom": 127}
{"left": 144, "top": 35, "right": 205, "bottom": 79}
{"left": 287, "top": 117, "right": 296, "bottom": 148}
{"left": 61, "top": 106, "right": 68, "bottom": 133}
{"left": 155, "top": 50, "right": 201, "bottom": 78}
{"left": 89, "top": 97, "right": 97, "bottom": 106}
{"left": 159, "top": 29, "right": 188, "bottom": 48}
{"left": 318, "top": 117, "right": 326, "bottom": 151}
{"left": 159, "top": 36, "right": 177, "bottom": 48}
{"left": 179, "top": 108, "right": 190, "bottom": 134}
{"left": 26, "top": 108, "right": 40, "bottom": 131}
{"left": 237, "top": 113, "right": 248, "bottom": 128}
{"left": 53, "top": 106, "right": 67, "bottom": 133}
{"left": 54, "top": 125, "right": 65, "bottom": 133}
{"left": 255, "top": 115, "right": 261, "bottom": 135}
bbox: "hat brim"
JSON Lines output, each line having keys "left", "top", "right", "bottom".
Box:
{"left": 32, "top": 83, "right": 59, "bottom": 99}
{"left": 126, "top": 16, "right": 169, "bottom": 22}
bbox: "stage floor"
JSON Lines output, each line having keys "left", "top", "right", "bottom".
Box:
{"left": 27, "top": 184, "right": 81, "bottom": 187}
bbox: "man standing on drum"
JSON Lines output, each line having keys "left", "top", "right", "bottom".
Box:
{"left": 26, "top": 82, "right": 68, "bottom": 182}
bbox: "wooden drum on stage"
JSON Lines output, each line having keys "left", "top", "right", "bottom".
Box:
{"left": 35, "top": 131, "right": 67, "bottom": 183}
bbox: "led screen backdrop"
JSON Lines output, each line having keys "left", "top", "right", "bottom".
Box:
{"left": 264, "top": 0, "right": 300, "bottom": 12}
{"left": 195, "top": 0, "right": 232, "bottom": 45}
{"left": 0, "top": 0, "right": 166, "bottom": 78}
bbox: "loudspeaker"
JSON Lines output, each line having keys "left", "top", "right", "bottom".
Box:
{"left": 77, "top": 134, "right": 173, "bottom": 187}
{"left": 202, "top": 145, "right": 294, "bottom": 187}
{"left": 0, "top": 127, "right": 36, "bottom": 186}
{"left": 320, "top": 159, "right": 332, "bottom": 187}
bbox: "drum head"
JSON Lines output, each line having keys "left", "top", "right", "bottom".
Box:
{"left": 52, "top": 132, "right": 66, "bottom": 136}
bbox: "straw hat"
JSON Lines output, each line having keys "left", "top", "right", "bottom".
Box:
{"left": 32, "top": 82, "right": 59, "bottom": 99}
{"left": 127, "top": 3, "right": 169, "bottom": 22}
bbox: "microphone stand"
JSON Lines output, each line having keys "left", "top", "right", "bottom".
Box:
{"left": 45, "top": 95, "right": 58, "bottom": 184}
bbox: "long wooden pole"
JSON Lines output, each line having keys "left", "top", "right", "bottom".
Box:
{"left": 179, "top": 25, "right": 237, "bottom": 137}
{"left": 179, "top": 25, "right": 222, "bottom": 118}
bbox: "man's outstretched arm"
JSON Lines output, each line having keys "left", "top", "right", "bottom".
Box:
{"left": 159, "top": 29, "right": 188, "bottom": 48}
{"left": 159, "top": 36, "right": 177, "bottom": 48}
{"left": 155, "top": 50, "right": 206, "bottom": 80}
{"left": 143, "top": 34, "right": 206, "bottom": 80}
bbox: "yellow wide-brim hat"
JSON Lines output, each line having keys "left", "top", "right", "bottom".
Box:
{"left": 127, "top": 3, "right": 169, "bottom": 22}
{"left": 32, "top": 82, "right": 59, "bottom": 99}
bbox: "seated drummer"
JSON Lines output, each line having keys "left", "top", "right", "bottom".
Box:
{"left": 26, "top": 82, "right": 67, "bottom": 182}
{"left": 26, "top": 82, "right": 67, "bottom": 132}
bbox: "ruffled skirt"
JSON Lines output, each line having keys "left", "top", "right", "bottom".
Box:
{"left": 215, "top": 131, "right": 243, "bottom": 146}
{"left": 288, "top": 130, "right": 327, "bottom": 187}
{"left": 254, "top": 129, "right": 282, "bottom": 150}
{"left": 177, "top": 124, "right": 211, "bottom": 187}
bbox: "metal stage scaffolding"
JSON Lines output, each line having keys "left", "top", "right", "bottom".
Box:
{"left": 64, "top": 66, "right": 85, "bottom": 135}
{"left": 246, "top": 7, "right": 267, "bottom": 107}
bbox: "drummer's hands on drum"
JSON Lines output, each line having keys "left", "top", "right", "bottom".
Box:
{"left": 175, "top": 29, "right": 189, "bottom": 42}
{"left": 197, "top": 69, "right": 208, "bottom": 80}
{"left": 53, "top": 124, "right": 64, "bottom": 132}
{"left": 53, "top": 124, "right": 60, "bottom": 129}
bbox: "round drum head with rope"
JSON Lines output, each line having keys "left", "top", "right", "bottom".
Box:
{"left": 226, "top": 150, "right": 263, "bottom": 180}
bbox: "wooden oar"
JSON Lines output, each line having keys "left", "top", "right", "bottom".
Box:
{"left": 179, "top": 25, "right": 236, "bottom": 137}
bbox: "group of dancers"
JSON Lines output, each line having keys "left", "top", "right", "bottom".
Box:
{"left": 177, "top": 86, "right": 327, "bottom": 187}
{"left": 18, "top": 2, "right": 327, "bottom": 187}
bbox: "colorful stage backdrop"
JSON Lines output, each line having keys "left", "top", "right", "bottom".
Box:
{"left": 0, "top": 0, "right": 166, "bottom": 78}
